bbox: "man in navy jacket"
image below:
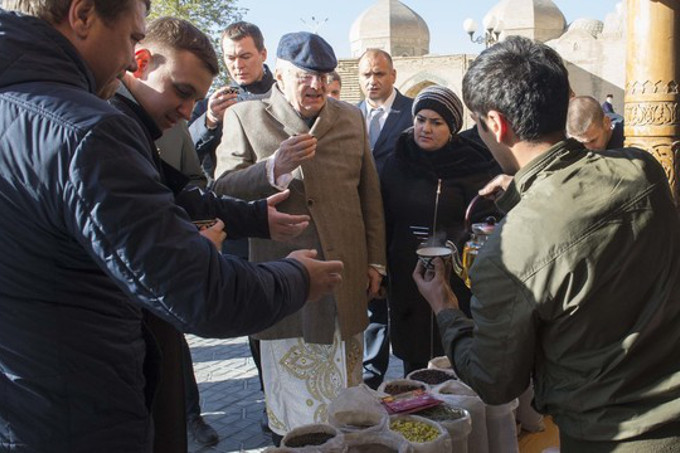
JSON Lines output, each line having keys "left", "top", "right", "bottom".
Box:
{"left": 0, "top": 2, "right": 342, "bottom": 451}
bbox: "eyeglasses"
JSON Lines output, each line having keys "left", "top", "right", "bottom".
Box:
{"left": 293, "top": 71, "right": 330, "bottom": 85}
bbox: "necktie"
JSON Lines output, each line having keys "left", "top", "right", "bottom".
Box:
{"left": 368, "top": 107, "right": 383, "bottom": 149}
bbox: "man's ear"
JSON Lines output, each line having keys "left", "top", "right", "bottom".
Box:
{"left": 68, "top": 0, "right": 97, "bottom": 39}
{"left": 261, "top": 47, "right": 268, "bottom": 62}
{"left": 274, "top": 69, "right": 284, "bottom": 89}
{"left": 485, "top": 110, "right": 510, "bottom": 144}
{"left": 133, "top": 49, "right": 152, "bottom": 79}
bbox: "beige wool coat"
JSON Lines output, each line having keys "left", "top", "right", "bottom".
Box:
{"left": 213, "top": 86, "right": 386, "bottom": 344}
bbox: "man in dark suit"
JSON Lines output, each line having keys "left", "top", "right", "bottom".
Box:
{"left": 357, "top": 48, "right": 414, "bottom": 389}
{"left": 602, "top": 93, "right": 614, "bottom": 114}
{"left": 358, "top": 49, "right": 414, "bottom": 174}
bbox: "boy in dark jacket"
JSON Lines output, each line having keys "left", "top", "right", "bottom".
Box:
{"left": 108, "top": 17, "right": 313, "bottom": 451}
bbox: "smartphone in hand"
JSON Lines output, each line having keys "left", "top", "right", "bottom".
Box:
{"left": 192, "top": 219, "right": 218, "bottom": 231}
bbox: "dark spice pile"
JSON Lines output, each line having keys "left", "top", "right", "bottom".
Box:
{"left": 383, "top": 382, "right": 425, "bottom": 395}
{"left": 344, "top": 422, "right": 377, "bottom": 429}
{"left": 416, "top": 405, "right": 467, "bottom": 422}
{"left": 410, "top": 369, "right": 456, "bottom": 385}
{"left": 285, "top": 432, "right": 335, "bottom": 447}
{"left": 438, "top": 384, "right": 477, "bottom": 396}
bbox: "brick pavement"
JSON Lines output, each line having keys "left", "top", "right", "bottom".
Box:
{"left": 186, "top": 335, "right": 404, "bottom": 453}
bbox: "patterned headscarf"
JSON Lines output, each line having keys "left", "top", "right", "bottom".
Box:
{"left": 412, "top": 85, "right": 465, "bottom": 135}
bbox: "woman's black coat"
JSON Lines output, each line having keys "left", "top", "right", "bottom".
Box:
{"left": 380, "top": 128, "right": 502, "bottom": 363}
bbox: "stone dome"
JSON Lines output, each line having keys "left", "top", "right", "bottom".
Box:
{"left": 484, "top": 0, "right": 566, "bottom": 43}
{"left": 349, "top": 0, "right": 430, "bottom": 58}
{"left": 568, "top": 18, "right": 604, "bottom": 38}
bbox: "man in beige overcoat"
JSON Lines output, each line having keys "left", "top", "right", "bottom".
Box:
{"left": 212, "top": 32, "right": 386, "bottom": 441}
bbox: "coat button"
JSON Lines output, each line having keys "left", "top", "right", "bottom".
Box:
{"left": 307, "top": 198, "right": 314, "bottom": 206}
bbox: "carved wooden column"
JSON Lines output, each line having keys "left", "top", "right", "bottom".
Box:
{"left": 625, "top": 0, "right": 680, "bottom": 202}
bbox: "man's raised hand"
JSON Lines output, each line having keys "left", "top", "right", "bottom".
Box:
{"left": 287, "top": 249, "right": 343, "bottom": 302}
{"left": 274, "top": 134, "right": 317, "bottom": 178}
{"left": 267, "top": 189, "right": 310, "bottom": 241}
{"left": 206, "top": 86, "right": 238, "bottom": 128}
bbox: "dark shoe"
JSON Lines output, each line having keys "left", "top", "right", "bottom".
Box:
{"left": 188, "top": 414, "right": 219, "bottom": 447}
{"left": 260, "top": 409, "right": 272, "bottom": 434}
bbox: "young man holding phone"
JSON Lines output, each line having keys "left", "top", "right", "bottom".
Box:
{"left": 190, "top": 21, "right": 275, "bottom": 180}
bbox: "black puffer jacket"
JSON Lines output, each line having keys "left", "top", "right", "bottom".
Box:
{"left": 380, "top": 128, "right": 501, "bottom": 363}
{"left": 0, "top": 10, "right": 308, "bottom": 452}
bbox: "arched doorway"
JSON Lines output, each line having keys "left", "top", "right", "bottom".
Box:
{"left": 404, "top": 80, "right": 435, "bottom": 98}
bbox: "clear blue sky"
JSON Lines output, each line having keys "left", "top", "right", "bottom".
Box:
{"left": 236, "top": 0, "right": 622, "bottom": 64}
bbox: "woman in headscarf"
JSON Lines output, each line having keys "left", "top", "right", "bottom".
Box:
{"left": 380, "top": 85, "right": 502, "bottom": 375}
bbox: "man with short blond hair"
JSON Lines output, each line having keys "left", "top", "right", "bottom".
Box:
{"left": 566, "top": 95, "right": 624, "bottom": 151}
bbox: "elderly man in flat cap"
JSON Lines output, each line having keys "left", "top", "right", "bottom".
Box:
{"left": 212, "top": 32, "right": 386, "bottom": 439}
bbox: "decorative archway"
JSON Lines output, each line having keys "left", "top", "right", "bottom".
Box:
{"left": 399, "top": 72, "right": 449, "bottom": 98}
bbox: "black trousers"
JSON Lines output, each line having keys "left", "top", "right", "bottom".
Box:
{"left": 362, "top": 298, "right": 390, "bottom": 389}
{"left": 180, "top": 335, "right": 200, "bottom": 418}
{"left": 145, "top": 313, "right": 187, "bottom": 453}
{"left": 402, "top": 360, "right": 428, "bottom": 377}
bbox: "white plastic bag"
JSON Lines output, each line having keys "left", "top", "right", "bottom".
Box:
{"left": 344, "top": 430, "right": 412, "bottom": 453}
{"left": 516, "top": 385, "right": 545, "bottom": 433}
{"left": 389, "top": 414, "right": 451, "bottom": 453}
{"left": 415, "top": 405, "right": 472, "bottom": 453}
{"left": 281, "top": 423, "right": 345, "bottom": 453}
{"left": 435, "top": 380, "right": 489, "bottom": 453}
{"left": 486, "top": 399, "right": 519, "bottom": 453}
{"left": 328, "top": 385, "right": 389, "bottom": 438}
{"left": 427, "top": 355, "right": 452, "bottom": 370}
{"left": 443, "top": 410, "right": 472, "bottom": 453}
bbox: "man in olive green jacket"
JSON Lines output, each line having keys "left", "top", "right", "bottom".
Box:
{"left": 415, "top": 36, "right": 680, "bottom": 451}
